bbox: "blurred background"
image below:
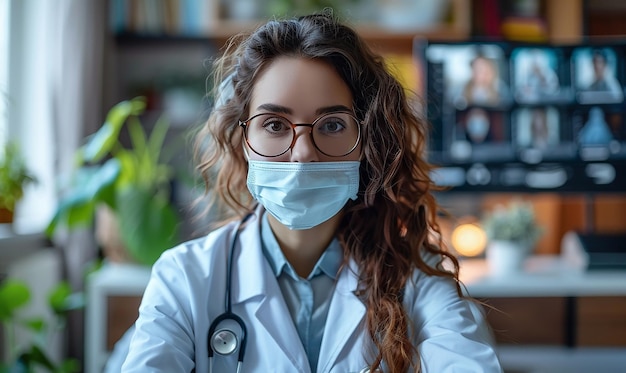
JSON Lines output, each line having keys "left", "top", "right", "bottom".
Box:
{"left": 1, "top": 0, "right": 626, "bottom": 372}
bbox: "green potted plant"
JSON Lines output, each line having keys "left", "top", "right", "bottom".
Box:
{"left": 0, "top": 279, "right": 82, "bottom": 373}
{"left": 0, "top": 142, "right": 37, "bottom": 224}
{"left": 45, "top": 97, "right": 181, "bottom": 266}
{"left": 481, "top": 200, "right": 543, "bottom": 276}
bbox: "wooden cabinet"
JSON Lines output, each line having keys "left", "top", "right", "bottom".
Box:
{"left": 576, "top": 296, "right": 626, "bottom": 346}
{"left": 483, "top": 297, "right": 569, "bottom": 345}
{"left": 86, "top": 264, "right": 151, "bottom": 373}
{"left": 483, "top": 295, "right": 626, "bottom": 348}
{"left": 462, "top": 255, "right": 626, "bottom": 371}
{"left": 106, "top": 295, "right": 143, "bottom": 350}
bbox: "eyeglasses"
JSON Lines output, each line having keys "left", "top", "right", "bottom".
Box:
{"left": 239, "top": 111, "right": 362, "bottom": 157}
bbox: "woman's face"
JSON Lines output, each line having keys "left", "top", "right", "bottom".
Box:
{"left": 466, "top": 108, "right": 490, "bottom": 143}
{"left": 245, "top": 57, "right": 361, "bottom": 162}
{"left": 472, "top": 57, "right": 496, "bottom": 86}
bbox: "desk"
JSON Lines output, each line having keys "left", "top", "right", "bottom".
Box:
{"left": 85, "top": 257, "right": 626, "bottom": 373}
{"left": 461, "top": 256, "right": 626, "bottom": 372}
{"left": 461, "top": 255, "right": 626, "bottom": 297}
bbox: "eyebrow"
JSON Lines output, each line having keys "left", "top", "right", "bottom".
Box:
{"left": 255, "top": 103, "right": 353, "bottom": 116}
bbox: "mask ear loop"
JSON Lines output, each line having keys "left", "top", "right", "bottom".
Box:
{"left": 242, "top": 136, "right": 251, "bottom": 162}
{"left": 215, "top": 72, "right": 235, "bottom": 108}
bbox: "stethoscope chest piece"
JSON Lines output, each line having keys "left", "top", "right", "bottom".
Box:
{"left": 211, "top": 328, "right": 239, "bottom": 355}
{"left": 208, "top": 214, "right": 254, "bottom": 373}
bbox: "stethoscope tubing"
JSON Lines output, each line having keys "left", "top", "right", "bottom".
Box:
{"left": 207, "top": 211, "right": 255, "bottom": 372}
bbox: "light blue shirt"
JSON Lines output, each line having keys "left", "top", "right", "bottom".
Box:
{"left": 260, "top": 212, "right": 341, "bottom": 372}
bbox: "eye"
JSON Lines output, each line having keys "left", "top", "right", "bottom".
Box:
{"left": 259, "top": 115, "right": 291, "bottom": 134}
{"left": 317, "top": 115, "right": 348, "bottom": 134}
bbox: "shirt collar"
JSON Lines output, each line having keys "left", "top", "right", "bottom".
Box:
{"left": 260, "top": 211, "right": 342, "bottom": 281}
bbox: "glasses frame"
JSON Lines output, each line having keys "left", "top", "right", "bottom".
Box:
{"left": 239, "top": 111, "right": 363, "bottom": 157}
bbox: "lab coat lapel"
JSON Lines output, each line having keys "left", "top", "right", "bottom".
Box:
{"left": 317, "top": 259, "right": 366, "bottom": 372}
{"left": 231, "top": 210, "right": 310, "bottom": 372}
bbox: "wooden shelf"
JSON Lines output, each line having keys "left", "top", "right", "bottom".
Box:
{"left": 113, "top": 21, "right": 469, "bottom": 53}
{"left": 114, "top": 24, "right": 469, "bottom": 56}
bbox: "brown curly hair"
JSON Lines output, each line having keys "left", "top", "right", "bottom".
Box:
{"left": 194, "top": 10, "right": 461, "bottom": 373}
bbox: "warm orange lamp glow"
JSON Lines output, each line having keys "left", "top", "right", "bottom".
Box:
{"left": 451, "top": 223, "right": 487, "bottom": 257}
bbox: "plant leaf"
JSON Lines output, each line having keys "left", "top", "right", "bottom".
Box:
{"left": 82, "top": 97, "right": 146, "bottom": 163}
{"left": 0, "top": 280, "right": 30, "bottom": 321}
{"left": 45, "top": 160, "right": 121, "bottom": 236}
{"left": 48, "top": 281, "right": 72, "bottom": 315}
{"left": 147, "top": 115, "right": 170, "bottom": 166}
{"left": 47, "top": 282, "right": 84, "bottom": 315}
{"left": 81, "top": 121, "right": 117, "bottom": 163}
{"left": 0, "top": 362, "right": 10, "bottom": 373}
{"left": 115, "top": 149, "right": 138, "bottom": 188}
{"left": 20, "top": 345, "right": 56, "bottom": 371}
{"left": 117, "top": 187, "right": 180, "bottom": 265}
{"left": 22, "top": 317, "right": 46, "bottom": 333}
{"left": 58, "top": 358, "right": 81, "bottom": 373}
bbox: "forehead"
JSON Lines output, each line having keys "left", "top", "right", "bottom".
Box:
{"left": 249, "top": 57, "right": 353, "bottom": 115}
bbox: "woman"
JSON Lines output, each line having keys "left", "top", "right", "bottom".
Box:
{"left": 122, "top": 12, "right": 502, "bottom": 372}
{"left": 460, "top": 53, "right": 509, "bottom": 108}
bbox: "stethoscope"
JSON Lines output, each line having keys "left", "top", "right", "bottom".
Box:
{"left": 207, "top": 212, "right": 254, "bottom": 373}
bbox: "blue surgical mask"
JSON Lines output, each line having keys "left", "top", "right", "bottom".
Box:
{"left": 247, "top": 160, "right": 360, "bottom": 230}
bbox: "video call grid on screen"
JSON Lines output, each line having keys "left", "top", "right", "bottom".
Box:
{"left": 415, "top": 39, "right": 626, "bottom": 165}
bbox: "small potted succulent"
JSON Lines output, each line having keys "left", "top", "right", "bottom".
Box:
{"left": 0, "top": 142, "right": 37, "bottom": 224}
{"left": 481, "top": 200, "right": 543, "bottom": 276}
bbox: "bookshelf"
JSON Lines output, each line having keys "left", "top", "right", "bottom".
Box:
{"left": 107, "top": 0, "right": 471, "bottom": 45}
{"left": 104, "top": 0, "right": 595, "bottom": 110}
{"left": 103, "top": 0, "right": 472, "bottom": 122}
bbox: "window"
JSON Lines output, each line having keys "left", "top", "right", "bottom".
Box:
{"left": 0, "top": 0, "right": 8, "bottom": 147}
{"left": 2, "top": 0, "right": 57, "bottom": 232}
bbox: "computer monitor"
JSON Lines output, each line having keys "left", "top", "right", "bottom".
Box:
{"left": 415, "top": 39, "right": 626, "bottom": 191}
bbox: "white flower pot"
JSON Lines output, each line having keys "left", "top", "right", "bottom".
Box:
{"left": 486, "top": 240, "right": 530, "bottom": 277}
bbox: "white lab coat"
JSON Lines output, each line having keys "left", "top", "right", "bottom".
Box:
{"left": 122, "top": 208, "right": 502, "bottom": 372}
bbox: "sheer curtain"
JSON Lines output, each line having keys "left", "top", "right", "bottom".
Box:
{"left": 9, "top": 0, "right": 106, "bottom": 228}
{"left": 7, "top": 0, "right": 107, "bottom": 365}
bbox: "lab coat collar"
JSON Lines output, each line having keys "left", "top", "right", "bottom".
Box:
{"left": 232, "top": 205, "right": 366, "bottom": 372}
{"left": 231, "top": 205, "right": 272, "bottom": 304}
{"left": 232, "top": 206, "right": 309, "bottom": 370}
{"left": 317, "top": 259, "right": 366, "bottom": 372}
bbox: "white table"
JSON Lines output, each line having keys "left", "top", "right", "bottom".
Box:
{"left": 461, "top": 255, "right": 626, "bottom": 297}
{"left": 460, "top": 255, "right": 626, "bottom": 373}
{"left": 85, "top": 256, "right": 626, "bottom": 373}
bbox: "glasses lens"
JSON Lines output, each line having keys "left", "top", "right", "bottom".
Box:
{"left": 244, "top": 112, "right": 360, "bottom": 157}
{"left": 312, "top": 112, "right": 360, "bottom": 156}
{"left": 245, "top": 114, "right": 294, "bottom": 157}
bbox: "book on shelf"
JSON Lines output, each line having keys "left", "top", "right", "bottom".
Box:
{"left": 109, "top": 0, "right": 216, "bottom": 36}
